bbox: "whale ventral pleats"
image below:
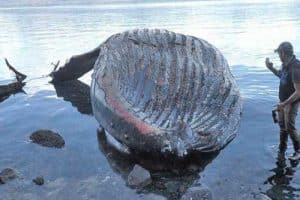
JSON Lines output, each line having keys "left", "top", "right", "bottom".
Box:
{"left": 91, "top": 28, "right": 242, "bottom": 157}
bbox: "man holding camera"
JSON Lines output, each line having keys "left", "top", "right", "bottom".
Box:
{"left": 266, "top": 42, "right": 300, "bottom": 161}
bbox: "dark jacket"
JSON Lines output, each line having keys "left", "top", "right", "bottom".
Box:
{"left": 278, "top": 55, "right": 300, "bottom": 101}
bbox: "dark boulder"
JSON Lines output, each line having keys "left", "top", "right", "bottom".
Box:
{"left": 0, "top": 168, "right": 17, "bottom": 184}
{"left": 33, "top": 176, "right": 45, "bottom": 186}
{"left": 30, "top": 129, "right": 65, "bottom": 148}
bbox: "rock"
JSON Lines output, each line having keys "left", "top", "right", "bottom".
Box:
{"left": 0, "top": 168, "right": 17, "bottom": 184}
{"left": 33, "top": 176, "right": 44, "bottom": 186}
{"left": 181, "top": 186, "right": 213, "bottom": 200}
{"left": 127, "top": 164, "right": 152, "bottom": 188}
{"left": 30, "top": 129, "right": 65, "bottom": 148}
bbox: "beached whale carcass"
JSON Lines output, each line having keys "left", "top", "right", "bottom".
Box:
{"left": 89, "top": 29, "right": 241, "bottom": 157}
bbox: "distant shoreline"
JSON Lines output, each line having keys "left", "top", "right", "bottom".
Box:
{"left": 1, "top": 0, "right": 192, "bottom": 9}
{"left": 0, "top": 0, "right": 286, "bottom": 9}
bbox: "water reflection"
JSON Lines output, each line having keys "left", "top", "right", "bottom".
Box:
{"left": 264, "top": 154, "right": 300, "bottom": 200}
{"left": 97, "top": 130, "right": 218, "bottom": 199}
{"left": 53, "top": 80, "right": 92, "bottom": 115}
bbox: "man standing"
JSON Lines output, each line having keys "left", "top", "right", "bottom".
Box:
{"left": 266, "top": 42, "right": 300, "bottom": 161}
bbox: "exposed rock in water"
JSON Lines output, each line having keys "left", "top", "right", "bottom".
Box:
{"left": 127, "top": 164, "right": 152, "bottom": 188}
{"left": 30, "top": 130, "right": 65, "bottom": 148}
{"left": 0, "top": 168, "right": 17, "bottom": 184}
{"left": 180, "top": 186, "right": 213, "bottom": 200}
{"left": 33, "top": 176, "right": 44, "bottom": 186}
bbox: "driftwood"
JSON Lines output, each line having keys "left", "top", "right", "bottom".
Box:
{"left": 4, "top": 58, "right": 26, "bottom": 82}
{"left": 0, "top": 59, "right": 27, "bottom": 102}
{"left": 0, "top": 82, "right": 25, "bottom": 102}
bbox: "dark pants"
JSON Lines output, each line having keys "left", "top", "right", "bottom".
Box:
{"left": 278, "top": 102, "right": 300, "bottom": 152}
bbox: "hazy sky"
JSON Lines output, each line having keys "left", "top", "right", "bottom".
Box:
{"left": 0, "top": 0, "right": 176, "bottom": 7}
{"left": 0, "top": 0, "right": 288, "bottom": 8}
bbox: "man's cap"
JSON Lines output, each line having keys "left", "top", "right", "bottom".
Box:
{"left": 274, "top": 41, "right": 294, "bottom": 54}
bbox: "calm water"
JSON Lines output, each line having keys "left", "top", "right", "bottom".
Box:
{"left": 1, "top": 1, "right": 300, "bottom": 199}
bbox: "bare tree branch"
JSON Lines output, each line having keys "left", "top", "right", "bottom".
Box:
{"left": 4, "top": 58, "right": 27, "bottom": 82}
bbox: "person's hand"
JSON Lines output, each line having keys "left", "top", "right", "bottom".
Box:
{"left": 277, "top": 102, "right": 285, "bottom": 111}
{"left": 265, "top": 57, "right": 273, "bottom": 69}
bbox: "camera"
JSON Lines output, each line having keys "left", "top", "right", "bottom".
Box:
{"left": 272, "top": 109, "right": 278, "bottom": 123}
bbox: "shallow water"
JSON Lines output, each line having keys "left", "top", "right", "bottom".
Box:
{"left": 1, "top": 1, "right": 300, "bottom": 199}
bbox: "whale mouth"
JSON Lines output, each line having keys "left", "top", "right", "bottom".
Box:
{"left": 104, "top": 130, "right": 131, "bottom": 155}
